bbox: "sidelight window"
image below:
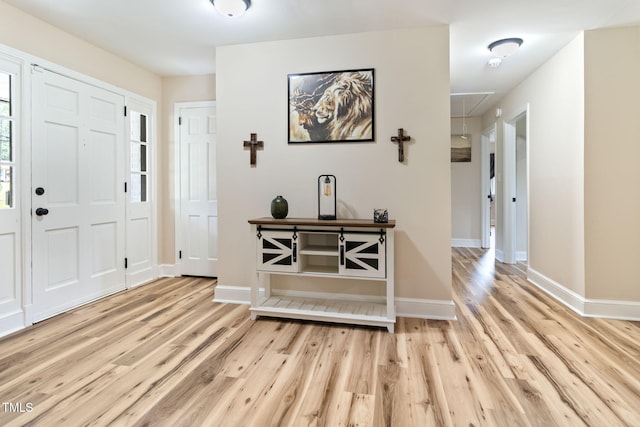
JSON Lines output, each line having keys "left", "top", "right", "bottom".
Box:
{"left": 130, "top": 110, "right": 148, "bottom": 203}
{"left": 0, "top": 72, "right": 14, "bottom": 209}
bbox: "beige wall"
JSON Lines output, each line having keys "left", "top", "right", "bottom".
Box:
{"left": 482, "top": 34, "right": 586, "bottom": 295}
{"left": 584, "top": 26, "right": 640, "bottom": 301}
{"left": 451, "top": 117, "right": 482, "bottom": 244}
{"left": 160, "top": 75, "right": 216, "bottom": 264}
{"left": 216, "top": 27, "right": 453, "bottom": 301}
{"left": 0, "top": 2, "right": 161, "bottom": 101}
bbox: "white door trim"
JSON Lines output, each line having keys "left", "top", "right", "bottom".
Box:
{"left": 502, "top": 105, "right": 529, "bottom": 265}
{"left": 481, "top": 124, "right": 495, "bottom": 249}
{"left": 174, "top": 101, "right": 216, "bottom": 276}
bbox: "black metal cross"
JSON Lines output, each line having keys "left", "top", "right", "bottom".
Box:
{"left": 391, "top": 128, "right": 411, "bottom": 162}
{"left": 244, "top": 133, "right": 264, "bottom": 166}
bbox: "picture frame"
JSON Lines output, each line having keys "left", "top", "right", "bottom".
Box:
{"left": 288, "top": 68, "right": 375, "bottom": 143}
{"left": 451, "top": 135, "right": 472, "bottom": 162}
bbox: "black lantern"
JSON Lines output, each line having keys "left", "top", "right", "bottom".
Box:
{"left": 318, "top": 175, "right": 336, "bottom": 220}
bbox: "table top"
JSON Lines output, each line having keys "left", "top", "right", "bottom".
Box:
{"left": 248, "top": 217, "right": 396, "bottom": 229}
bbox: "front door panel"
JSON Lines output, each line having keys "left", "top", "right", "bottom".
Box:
{"left": 32, "top": 69, "right": 125, "bottom": 321}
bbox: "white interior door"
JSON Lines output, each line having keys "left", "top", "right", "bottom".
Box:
{"left": 178, "top": 102, "right": 217, "bottom": 277}
{"left": 31, "top": 68, "right": 126, "bottom": 321}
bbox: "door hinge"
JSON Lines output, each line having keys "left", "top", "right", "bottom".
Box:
{"left": 179, "top": 250, "right": 182, "bottom": 260}
{"left": 125, "top": 258, "right": 128, "bottom": 269}
{"left": 124, "top": 182, "right": 127, "bottom": 193}
{"left": 178, "top": 116, "right": 182, "bottom": 126}
{"left": 124, "top": 106, "right": 127, "bottom": 117}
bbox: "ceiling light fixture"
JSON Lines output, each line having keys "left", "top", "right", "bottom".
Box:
{"left": 487, "top": 57, "right": 502, "bottom": 68}
{"left": 488, "top": 38, "right": 523, "bottom": 58}
{"left": 211, "top": 0, "right": 250, "bottom": 18}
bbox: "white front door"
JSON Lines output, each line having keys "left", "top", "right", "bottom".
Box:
{"left": 178, "top": 102, "right": 218, "bottom": 277}
{"left": 31, "top": 68, "right": 126, "bottom": 321}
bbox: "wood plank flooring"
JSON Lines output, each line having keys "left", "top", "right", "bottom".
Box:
{"left": 1, "top": 248, "right": 639, "bottom": 426}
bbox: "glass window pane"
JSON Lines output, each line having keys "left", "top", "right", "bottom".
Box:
{"left": 0, "top": 100, "right": 8, "bottom": 117}
{"left": 140, "top": 174, "right": 147, "bottom": 202}
{"left": 140, "top": 114, "right": 147, "bottom": 142}
{"left": 130, "top": 173, "right": 141, "bottom": 203}
{"left": 0, "top": 119, "right": 11, "bottom": 161}
{"left": 140, "top": 144, "right": 147, "bottom": 172}
{"left": 0, "top": 73, "right": 9, "bottom": 116}
{"left": 0, "top": 165, "right": 12, "bottom": 209}
{"left": 130, "top": 111, "right": 141, "bottom": 142}
{"left": 131, "top": 142, "right": 140, "bottom": 172}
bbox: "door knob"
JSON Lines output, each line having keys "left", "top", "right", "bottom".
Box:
{"left": 35, "top": 208, "right": 49, "bottom": 216}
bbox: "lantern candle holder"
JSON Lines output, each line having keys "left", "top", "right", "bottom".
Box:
{"left": 318, "top": 175, "right": 336, "bottom": 220}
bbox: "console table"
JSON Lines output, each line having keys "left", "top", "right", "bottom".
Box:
{"left": 248, "top": 217, "right": 396, "bottom": 332}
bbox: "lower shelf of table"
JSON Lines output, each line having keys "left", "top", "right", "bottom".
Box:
{"left": 250, "top": 295, "right": 395, "bottom": 332}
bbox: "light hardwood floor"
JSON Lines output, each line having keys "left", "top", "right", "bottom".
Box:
{"left": 1, "top": 248, "right": 639, "bottom": 426}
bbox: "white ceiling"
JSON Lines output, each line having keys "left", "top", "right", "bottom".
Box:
{"left": 3, "top": 0, "right": 640, "bottom": 116}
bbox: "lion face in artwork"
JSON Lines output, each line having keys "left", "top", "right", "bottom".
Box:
{"left": 314, "top": 91, "right": 337, "bottom": 124}
{"left": 312, "top": 72, "right": 373, "bottom": 140}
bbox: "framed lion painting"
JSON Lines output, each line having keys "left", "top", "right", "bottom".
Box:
{"left": 288, "top": 68, "right": 375, "bottom": 143}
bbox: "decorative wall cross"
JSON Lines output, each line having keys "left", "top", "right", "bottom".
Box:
{"left": 244, "top": 133, "right": 264, "bottom": 166}
{"left": 391, "top": 128, "right": 411, "bottom": 162}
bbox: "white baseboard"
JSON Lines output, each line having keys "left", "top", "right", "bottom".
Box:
{"left": 582, "top": 299, "right": 640, "bottom": 321}
{"left": 451, "top": 238, "right": 482, "bottom": 248}
{"left": 0, "top": 310, "right": 25, "bottom": 338}
{"left": 127, "top": 277, "right": 157, "bottom": 289}
{"left": 213, "top": 285, "right": 251, "bottom": 305}
{"left": 158, "top": 264, "right": 178, "bottom": 277}
{"left": 396, "top": 297, "right": 456, "bottom": 320}
{"left": 528, "top": 267, "right": 640, "bottom": 321}
{"left": 495, "top": 248, "right": 505, "bottom": 263}
{"left": 213, "top": 285, "right": 456, "bottom": 320}
{"left": 527, "top": 268, "right": 585, "bottom": 314}
{"left": 516, "top": 251, "right": 528, "bottom": 261}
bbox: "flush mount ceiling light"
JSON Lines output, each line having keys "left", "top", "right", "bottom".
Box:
{"left": 487, "top": 57, "right": 502, "bottom": 68}
{"left": 211, "top": 0, "right": 250, "bottom": 18}
{"left": 488, "top": 38, "right": 523, "bottom": 58}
